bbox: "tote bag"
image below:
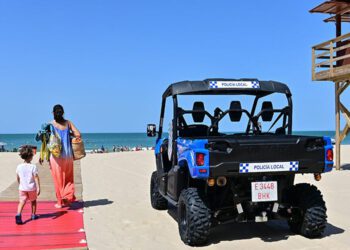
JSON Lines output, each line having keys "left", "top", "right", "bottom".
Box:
{"left": 71, "top": 137, "right": 86, "bottom": 160}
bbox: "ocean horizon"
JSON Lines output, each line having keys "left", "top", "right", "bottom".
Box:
{"left": 0, "top": 131, "right": 348, "bottom": 151}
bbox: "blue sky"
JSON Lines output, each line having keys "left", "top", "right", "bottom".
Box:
{"left": 0, "top": 0, "right": 349, "bottom": 133}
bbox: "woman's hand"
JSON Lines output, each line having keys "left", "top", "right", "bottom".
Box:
{"left": 72, "top": 137, "right": 82, "bottom": 143}
{"left": 37, "top": 188, "right": 41, "bottom": 196}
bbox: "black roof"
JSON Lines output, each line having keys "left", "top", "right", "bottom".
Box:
{"left": 163, "top": 78, "right": 291, "bottom": 98}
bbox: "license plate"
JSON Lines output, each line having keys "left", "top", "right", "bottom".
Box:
{"left": 251, "top": 181, "right": 278, "bottom": 202}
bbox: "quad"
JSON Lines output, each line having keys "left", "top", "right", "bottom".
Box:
{"left": 147, "top": 79, "right": 333, "bottom": 246}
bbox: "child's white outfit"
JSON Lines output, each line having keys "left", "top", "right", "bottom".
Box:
{"left": 16, "top": 163, "right": 38, "bottom": 202}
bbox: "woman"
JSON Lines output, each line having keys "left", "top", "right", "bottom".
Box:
{"left": 50, "top": 104, "right": 81, "bottom": 208}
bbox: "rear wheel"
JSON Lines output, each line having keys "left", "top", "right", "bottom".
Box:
{"left": 287, "top": 183, "right": 327, "bottom": 238}
{"left": 178, "top": 188, "right": 211, "bottom": 246}
{"left": 150, "top": 171, "right": 168, "bottom": 210}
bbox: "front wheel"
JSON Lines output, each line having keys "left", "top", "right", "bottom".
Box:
{"left": 287, "top": 183, "right": 327, "bottom": 238}
{"left": 150, "top": 171, "right": 168, "bottom": 210}
{"left": 177, "top": 188, "right": 211, "bottom": 246}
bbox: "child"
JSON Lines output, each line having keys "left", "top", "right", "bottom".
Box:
{"left": 15, "top": 146, "right": 41, "bottom": 225}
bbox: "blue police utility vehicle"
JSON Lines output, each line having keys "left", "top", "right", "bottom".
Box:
{"left": 147, "top": 79, "right": 333, "bottom": 246}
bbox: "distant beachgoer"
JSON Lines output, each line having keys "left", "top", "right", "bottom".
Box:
{"left": 101, "top": 145, "right": 105, "bottom": 152}
{"left": 16, "top": 146, "right": 41, "bottom": 225}
{"left": 113, "top": 145, "right": 116, "bottom": 152}
{"left": 45, "top": 104, "right": 81, "bottom": 208}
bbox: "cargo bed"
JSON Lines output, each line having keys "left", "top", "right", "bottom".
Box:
{"left": 197, "top": 134, "right": 329, "bottom": 176}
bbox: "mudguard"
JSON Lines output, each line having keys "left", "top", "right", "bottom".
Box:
{"left": 323, "top": 136, "right": 333, "bottom": 173}
{"left": 177, "top": 138, "right": 209, "bottom": 178}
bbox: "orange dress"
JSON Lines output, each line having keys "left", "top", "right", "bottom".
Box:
{"left": 50, "top": 125, "right": 75, "bottom": 206}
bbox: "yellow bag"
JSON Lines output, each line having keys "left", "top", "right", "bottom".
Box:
{"left": 48, "top": 125, "right": 62, "bottom": 158}
{"left": 72, "top": 137, "right": 86, "bottom": 160}
{"left": 40, "top": 134, "right": 50, "bottom": 161}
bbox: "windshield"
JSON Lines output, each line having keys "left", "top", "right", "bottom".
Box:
{"left": 176, "top": 93, "right": 290, "bottom": 137}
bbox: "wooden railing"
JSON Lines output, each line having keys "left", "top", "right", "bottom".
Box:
{"left": 312, "top": 32, "right": 350, "bottom": 81}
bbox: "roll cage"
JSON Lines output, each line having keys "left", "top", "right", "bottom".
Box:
{"left": 156, "top": 79, "right": 293, "bottom": 165}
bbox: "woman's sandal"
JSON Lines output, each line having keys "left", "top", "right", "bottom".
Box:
{"left": 54, "top": 203, "right": 62, "bottom": 209}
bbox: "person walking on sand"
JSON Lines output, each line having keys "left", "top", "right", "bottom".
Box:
{"left": 16, "top": 146, "right": 41, "bottom": 225}
{"left": 45, "top": 104, "right": 81, "bottom": 208}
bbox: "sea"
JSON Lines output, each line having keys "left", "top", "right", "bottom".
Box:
{"left": 0, "top": 131, "right": 348, "bottom": 152}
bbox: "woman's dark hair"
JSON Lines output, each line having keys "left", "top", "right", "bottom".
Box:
{"left": 19, "top": 146, "right": 34, "bottom": 160}
{"left": 53, "top": 104, "right": 66, "bottom": 123}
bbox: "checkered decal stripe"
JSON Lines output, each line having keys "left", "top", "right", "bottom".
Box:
{"left": 252, "top": 81, "right": 260, "bottom": 89}
{"left": 239, "top": 161, "right": 299, "bottom": 173}
{"left": 209, "top": 81, "right": 218, "bottom": 88}
{"left": 209, "top": 80, "right": 260, "bottom": 89}
{"left": 239, "top": 163, "right": 249, "bottom": 173}
{"left": 289, "top": 161, "right": 299, "bottom": 171}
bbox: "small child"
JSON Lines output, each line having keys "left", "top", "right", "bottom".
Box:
{"left": 15, "top": 146, "right": 41, "bottom": 225}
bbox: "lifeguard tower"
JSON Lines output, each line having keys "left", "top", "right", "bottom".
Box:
{"left": 311, "top": 0, "right": 350, "bottom": 170}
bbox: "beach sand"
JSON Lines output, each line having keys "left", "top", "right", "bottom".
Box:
{"left": 0, "top": 152, "right": 38, "bottom": 192}
{"left": 81, "top": 146, "right": 350, "bottom": 250}
{"left": 1, "top": 146, "right": 350, "bottom": 249}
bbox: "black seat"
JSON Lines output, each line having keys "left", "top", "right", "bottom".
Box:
{"left": 179, "top": 102, "right": 209, "bottom": 137}
{"left": 275, "top": 127, "right": 286, "bottom": 135}
{"left": 179, "top": 124, "right": 209, "bottom": 137}
{"left": 192, "top": 101, "right": 206, "bottom": 123}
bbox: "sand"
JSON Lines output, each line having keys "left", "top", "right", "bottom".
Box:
{"left": 1, "top": 146, "right": 350, "bottom": 249}
{"left": 80, "top": 146, "right": 350, "bottom": 250}
{"left": 0, "top": 153, "right": 40, "bottom": 192}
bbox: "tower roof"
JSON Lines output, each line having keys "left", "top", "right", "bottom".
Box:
{"left": 310, "top": 0, "right": 350, "bottom": 22}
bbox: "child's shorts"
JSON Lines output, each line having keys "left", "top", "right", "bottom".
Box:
{"left": 19, "top": 190, "right": 37, "bottom": 202}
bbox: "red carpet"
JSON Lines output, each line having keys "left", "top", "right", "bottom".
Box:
{"left": 0, "top": 201, "right": 87, "bottom": 249}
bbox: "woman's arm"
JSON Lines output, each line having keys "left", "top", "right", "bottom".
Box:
{"left": 68, "top": 121, "right": 81, "bottom": 138}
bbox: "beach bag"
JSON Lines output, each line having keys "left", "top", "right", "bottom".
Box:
{"left": 35, "top": 123, "right": 51, "bottom": 161}
{"left": 47, "top": 124, "right": 62, "bottom": 158}
{"left": 72, "top": 137, "right": 86, "bottom": 160}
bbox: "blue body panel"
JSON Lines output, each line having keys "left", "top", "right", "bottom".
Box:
{"left": 155, "top": 138, "right": 164, "bottom": 155}
{"left": 177, "top": 138, "right": 209, "bottom": 179}
{"left": 155, "top": 136, "right": 333, "bottom": 177}
{"left": 323, "top": 136, "right": 334, "bottom": 173}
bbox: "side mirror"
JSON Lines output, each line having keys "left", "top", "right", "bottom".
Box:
{"left": 229, "top": 101, "right": 242, "bottom": 122}
{"left": 261, "top": 101, "right": 273, "bottom": 122}
{"left": 147, "top": 124, "right": 157, "bottom": 137}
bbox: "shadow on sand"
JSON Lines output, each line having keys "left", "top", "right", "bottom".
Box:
{"left": 167, "top": 204, "right": 344, "bottom": 246}
{"left": 82, "top": 199, "right": 114, "bottom": 208}
{"left": 341, "top": 164, "right": 350, "bottom": 170}
{"left": 67, "top": 199, "right": 114, "bottom": 210}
